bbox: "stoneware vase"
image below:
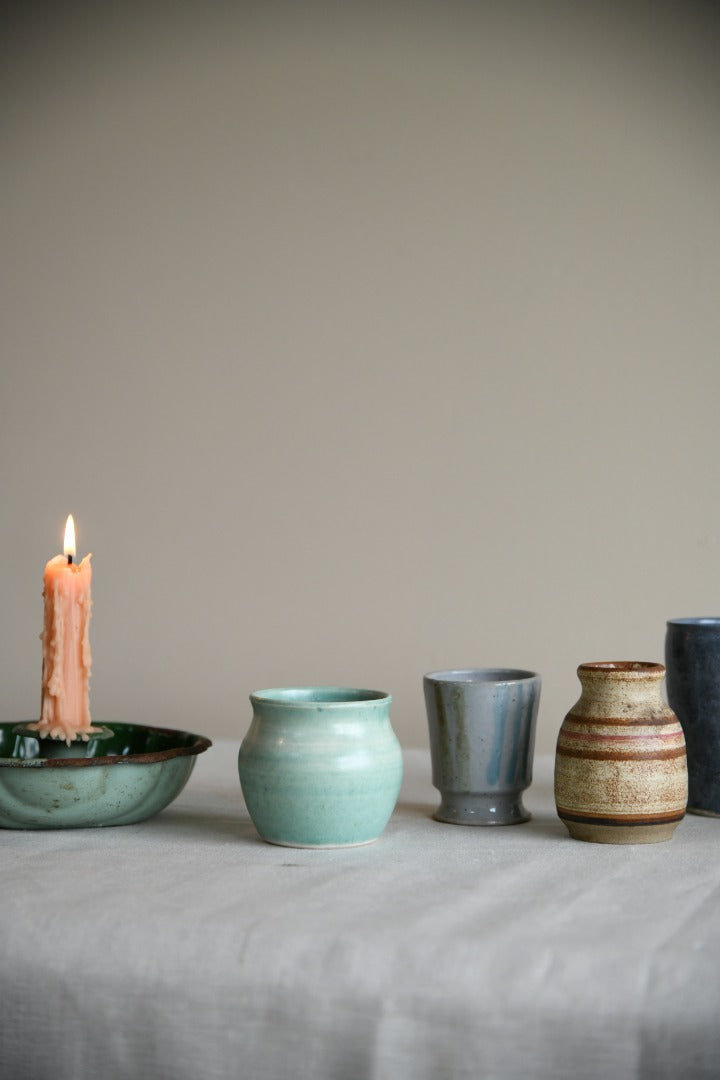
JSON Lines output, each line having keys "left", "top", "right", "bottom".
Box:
{"left": 666, "top": 618, "right": 720, "bottom": 816}
{"left": 555, "top": 662, "right": 687, "bottom": 844}
{"left": 424, "top": 668, "right": 541, "bottom": 825}
{"left": 238, "top": 687, "right": 403, "bottom": 848}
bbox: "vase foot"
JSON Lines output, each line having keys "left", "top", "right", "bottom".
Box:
{"left": 560, "top": 818, "right": 682, "bottom": 844}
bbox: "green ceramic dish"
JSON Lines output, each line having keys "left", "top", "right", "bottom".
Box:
{"left": 0, "top": 722, "right": 211, "bottom": 830}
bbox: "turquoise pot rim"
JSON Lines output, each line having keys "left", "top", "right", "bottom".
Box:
{"left": 250, "top": 686, "right": 392, "bottom": 708}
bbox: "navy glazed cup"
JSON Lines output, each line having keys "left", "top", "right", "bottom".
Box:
{"left": 665, "top": 618, "right": 720, "bottom": 817}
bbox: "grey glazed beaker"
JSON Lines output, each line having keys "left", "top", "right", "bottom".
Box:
{"left": 424, "top": 668, "right": 541, "bottom": 825}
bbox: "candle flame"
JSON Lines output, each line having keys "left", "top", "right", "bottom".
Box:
{"left": 64, "top": 514, "right": 76, "bottom": 559}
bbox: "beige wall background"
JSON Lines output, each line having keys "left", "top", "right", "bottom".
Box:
{"left": 2, "top": 1, "right": 719, "bottom": 756}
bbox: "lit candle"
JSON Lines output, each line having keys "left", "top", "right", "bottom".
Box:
{"left": 27, "top": 515, "right": 99, "bottom": 745}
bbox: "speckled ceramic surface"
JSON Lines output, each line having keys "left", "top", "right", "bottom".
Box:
{"left": 424, "top": 668, "right": 541, "bottom": 825}
{"left": 238, "top": 687, "right": 403, "bottom": 847}
{"left": 666, "top": 618, "right": 720, "bottom": 816}
{"left": 0, "top": 722, "right": 211, "bottom": 829}
{"left": 555, "top": 662, "right": 687, "bottom": 844}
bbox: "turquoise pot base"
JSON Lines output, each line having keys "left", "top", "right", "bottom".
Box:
{"left": 259, "top": 836, "right": 379, "bottom": 849}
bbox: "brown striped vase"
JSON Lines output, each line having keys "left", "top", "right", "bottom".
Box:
{"left": 555, "top": 662, "right": 688, "bottom": 844}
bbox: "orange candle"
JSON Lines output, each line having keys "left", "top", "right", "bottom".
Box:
{"left": 27, "top": 515, "right": 99, "bottom": 745}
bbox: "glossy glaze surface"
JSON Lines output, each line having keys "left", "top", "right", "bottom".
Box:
{"left": 424, "top": 668, "right": 541, "bottom": 825}
{"left": 666, "top": 618, "right": 720, "bottom": 816}
{"left": 238, "top": 687, "right": 402, "bottom": 847}
{"left": 0, "top": 722, "right": 211, "bottom": 829}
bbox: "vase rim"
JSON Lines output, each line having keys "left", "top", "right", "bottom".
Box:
{"left": 250, "top": 687, "right": 391, "bottom": 708}
{"left": 578, "top": 661, "right": 665, "bottom": 678}
{"left": 667, "top": 617, "right": 720, "bottom": 627}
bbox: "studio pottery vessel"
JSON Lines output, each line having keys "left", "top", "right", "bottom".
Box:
{"left": 0, "top": 722, "right": 211, "bottom": 829}
{"left": 238, "top": 687, "right": 403, "bottom": 848}
{"left": 555, "top": 662, "right": 687, "bottom": 844}
{"left": 424, "top": 668, "right": 540, "bottom": 825}
{"left": 666, "top": 618, "right": 720, "bottom": 816}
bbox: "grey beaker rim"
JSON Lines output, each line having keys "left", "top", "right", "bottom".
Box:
{"left": 424, "top": 668, "right": 539, "bottom": 685}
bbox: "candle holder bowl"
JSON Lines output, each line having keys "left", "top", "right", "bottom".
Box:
{"left": 0, "top": 722, "right": 211, "bottom": 829}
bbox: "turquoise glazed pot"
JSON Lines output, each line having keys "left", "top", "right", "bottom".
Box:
{"left": 0, "top": 722, "right": 211, "bottom": 829}
{"left": 238, "top": 687, "right": 403, "bottom": 847}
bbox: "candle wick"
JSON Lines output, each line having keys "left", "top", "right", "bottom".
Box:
{"left": 67, "top": 555, "right": 73, "bottom": 565}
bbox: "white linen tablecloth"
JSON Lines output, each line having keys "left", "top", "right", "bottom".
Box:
{"left": 2, "top": 745, "right": 719, "bottom": 1080}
